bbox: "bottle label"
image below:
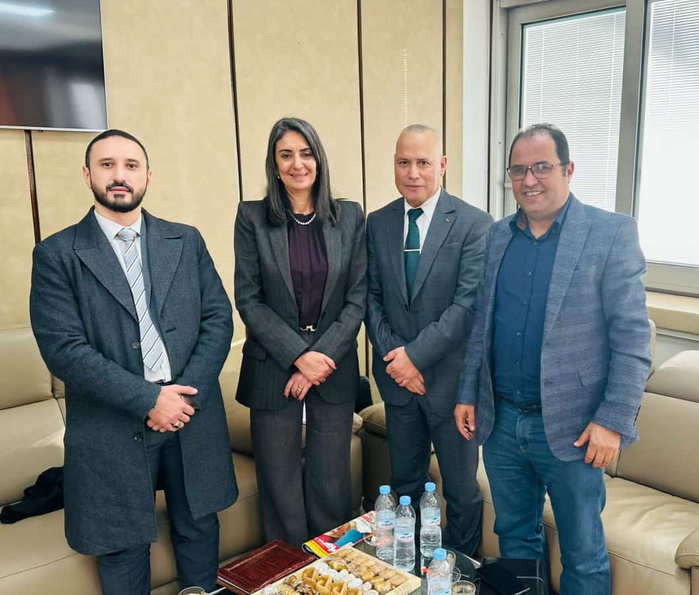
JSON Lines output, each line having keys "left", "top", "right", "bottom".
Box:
{"left": 422, "top": 507, "right": 440, "bottom": 526}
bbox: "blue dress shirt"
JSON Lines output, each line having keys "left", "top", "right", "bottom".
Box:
{"left": 492, "top": 198, "right": 571, "bottom": 405}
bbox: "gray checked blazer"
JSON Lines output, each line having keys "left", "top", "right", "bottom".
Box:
{"left": 458, "top": 195, "right": 653, "bottom": 461}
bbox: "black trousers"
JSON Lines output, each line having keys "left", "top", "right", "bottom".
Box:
{"left": 96, "top": 431, "right": 219, "bottom": 595}
{"left": 385, "top": 395, "right": 483, "bottom": 556}
{"left": 250, "top": 391, "right": 355, "bottom": 547}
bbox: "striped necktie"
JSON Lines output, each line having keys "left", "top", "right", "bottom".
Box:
{"left": 116, "top": 228, "right": 165, "bottom": 372}
{"left": 404, "top": 207, "right": 423, "bottom": 300}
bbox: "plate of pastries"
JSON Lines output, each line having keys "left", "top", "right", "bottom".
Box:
{"left": 256, "top": 547, "right": 421, "bottom": 595}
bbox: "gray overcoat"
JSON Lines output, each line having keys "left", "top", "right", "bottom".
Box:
{"left": 30, "top": 208, "right": 237, "bottom": 555}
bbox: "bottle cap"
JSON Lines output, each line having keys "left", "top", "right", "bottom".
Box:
{"left": 399, "top": 495, "right": 411, "bottom": 506}
{"left": 425, "top": 482, "right": 436, "bottom": 492}
{"left": 433, "top": 548, "right": 446, "bottom": 560}
{"left": 379, "top": 485, "right": 391, "bottom": 495}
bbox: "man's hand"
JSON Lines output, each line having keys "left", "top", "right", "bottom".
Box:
{"left": 574, "top": 422, "right": 621, "bottom": 468}
{"left": 294, "top": 351, "right": 336, "bottom": 385}
{"left": 455, "top": 404, "right": 476, "bottom": 440}
{"left": 284, "top": 371, "right": 313, "bottom": 401}
{"left": 147, "top": 384, "right": 197, "bottom": 432}
{"left": 384, "top": 346, "right": 425, "bottom": 395}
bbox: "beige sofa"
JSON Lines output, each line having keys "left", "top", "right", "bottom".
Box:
{"left": 359, "top": 349, "right": 699, "bottom": 594}
{"left": 0, "top": 326, "right": 363, "bottom": 594}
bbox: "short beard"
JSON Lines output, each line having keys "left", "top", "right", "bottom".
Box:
{"left": 92, "top": 183, "right": 146, "bottom": 214}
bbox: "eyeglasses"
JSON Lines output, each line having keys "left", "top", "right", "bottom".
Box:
{"left": 506, "top": 162, "right": 568, "bottom": 181}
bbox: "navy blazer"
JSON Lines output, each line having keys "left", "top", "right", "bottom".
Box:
{"left": 366, "top": 190, "right": 492, "bottom": 418}
{"left": 458, "top": 196, "right": 653, "bottom": 461}
{"left": 234, "top": 199, "right": 367, "bottom": 409}
{"left": 30, "top": 208, "right": 237, "bottom": 555}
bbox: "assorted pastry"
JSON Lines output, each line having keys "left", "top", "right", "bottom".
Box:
{"left": 261, "top": 547, "right": 411, "bottom": 595}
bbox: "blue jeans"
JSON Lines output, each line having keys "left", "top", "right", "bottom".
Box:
{"left": 483, "top": 400, "right": 610, "bottom": 595}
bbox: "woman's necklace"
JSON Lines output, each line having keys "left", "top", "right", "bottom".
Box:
{"left": 288, "top": 211, "right": 317, "bottom": 226}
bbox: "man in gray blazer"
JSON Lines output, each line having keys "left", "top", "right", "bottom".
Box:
{"left": 366, "top": 124, "right": 492, "bottom": 556}
{"left": 456, "top": 124, "right": 652, "bottom": 594}
{"left": 30, "top": 130, "right": 237, "bottom": 595}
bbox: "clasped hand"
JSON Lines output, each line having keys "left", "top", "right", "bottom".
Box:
{"left": 384, "top": 346, "right": 425, "bottom": 395}
{"left": 284, "top": 371, "right": 313, "bottom": 400}
{"left": 293, "top": 351, "right": 336, "bottom": 385}
{"left": 147, "top": 384, "right": 197, "bottom": 432}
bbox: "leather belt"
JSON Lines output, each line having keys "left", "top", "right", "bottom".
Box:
{"left": 497, "top": 394, "right": 542, "bottom": 413}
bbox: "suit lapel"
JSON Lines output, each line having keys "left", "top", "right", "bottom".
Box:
{"left": 411, "top": 190, "right": 455, "bottom": 302}
{"left": 543, "top": 197, "right": 590, "bottom": 342}
{"left": 482, "top": 220, "right": 513, "bottom": 343}
{"left": 386, "top": 200, "right": 409, "bottom": 305}
{"left": 269, "top": 223, "right": 295, "bottom": 299}
{"left": 321, "top": 221, "right": 342, "bottom": 312}
{"left": 73, "top": 210, "right": 138, "bottom": 321}
{"left": 144, "top": 212, "right": 184, "bottom": 316}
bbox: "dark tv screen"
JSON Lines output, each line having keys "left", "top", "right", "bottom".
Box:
{"left": 0, "top": 0, "right": 107, "bottom": 131}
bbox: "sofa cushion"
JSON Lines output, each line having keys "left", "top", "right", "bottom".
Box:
{"left": 602, "top": 477, "right": 694, "bottom": 594}
{"left": 0, "top": 399, "right": 64, "bottom": 505}
{"left": 0, "top": 509, "right": 101, "bottom": 593}
{"left": 0, "top": 326, "right": 53, "bottom": 409}
{"left": 645, "top": 350, "right": 699, "bottom": 403}
{"left": 616, "top": 390, "right": 699, "bottom": 503}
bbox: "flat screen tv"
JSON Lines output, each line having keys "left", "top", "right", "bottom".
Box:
{"left": 0, "top": 0, "right": 107, "bottom": 131}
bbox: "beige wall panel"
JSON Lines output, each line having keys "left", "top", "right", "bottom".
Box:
{"left": 0, "top": 130, "right": 34, "bottom": 326}
{"left": 233, "top": 0, "right": 364, "bottom": 373}
{"left": 362, "top": 1, "right": 443, "bottom": 214}
{"left": 445, "top": 0, "right": 463, "bottom": 196}
{"left": 232, "top": 0, "right": 362, "bottom": 205}
{"left": 32, "top": 131, "right": 96, "bottom": 240}
{"left": 32, "top": 0, "right": 242, "bottom": 344}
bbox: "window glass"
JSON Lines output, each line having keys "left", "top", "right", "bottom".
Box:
{"left": 636, "top": 0, "right": 699, "bottom": 267}
{"left": 521, "top": 8, "right": 626, "bottom": 212}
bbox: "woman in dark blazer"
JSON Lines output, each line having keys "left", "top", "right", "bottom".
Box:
{"left": 234, "top": 117, "right": 367, "bottom": 546}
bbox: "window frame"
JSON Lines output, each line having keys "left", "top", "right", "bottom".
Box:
{"left": 497, "top": 0, "right": 699, "bottom": 295}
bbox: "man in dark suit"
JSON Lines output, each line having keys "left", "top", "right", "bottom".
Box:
{"left": 366, "top": 124, "right": 492, "bottom": 555}
{"left": 30, "top": 129, "right": 237, "bottom": 595}
{"left": 455, "top": 124, "right": 651, "bottom": 594}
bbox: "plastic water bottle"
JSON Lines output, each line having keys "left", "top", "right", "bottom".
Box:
{"left": 374, "top": 485, "right": 396, "bottom": 563}
{"left": 427, "top": 548, "right": 452, "bottom": 595}
{"left": 394, "top": 495, "right": 416, "bottom": 571}
{"left": 420, "top": 481, "right": 442, "bottom": 558}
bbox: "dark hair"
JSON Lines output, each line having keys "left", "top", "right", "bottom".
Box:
{"left": 264, "top": 117, "right": 339, "bottom": 226}
{"left": 85, "top": 129, "right": 150, "bottom": 169}
{"left": 508, "top": 123, "right": 570, "bottom": 171}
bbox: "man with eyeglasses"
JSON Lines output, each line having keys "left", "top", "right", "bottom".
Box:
{"left": 455, "top": 123, "right": 651, "bottom": 594}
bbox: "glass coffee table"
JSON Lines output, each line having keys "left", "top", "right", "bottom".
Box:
{"left": 355, "top": 542, "right": 546, "bottom": 595}
{"left": 354, "top": 541, "right": 478, "bottom": 594}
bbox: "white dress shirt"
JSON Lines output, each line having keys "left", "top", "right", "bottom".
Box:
{"left": 94, "top": 210, "right": 172, "bottom": 383}
{"left": 403, "top": 187, "right": 441, "bottom": 252}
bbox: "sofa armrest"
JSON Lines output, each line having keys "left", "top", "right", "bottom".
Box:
{"left": 676, "top": 526, "right": 699, "bottom": 569}
{"left": 359, "top": 403, "right": 387, "bottom": 436}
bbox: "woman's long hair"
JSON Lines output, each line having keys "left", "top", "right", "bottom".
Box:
{"left": 264, "top": 117, "right": 339, "bottom": 226}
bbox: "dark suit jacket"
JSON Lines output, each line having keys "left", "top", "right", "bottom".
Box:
{"left": 458, "top": 196, "right": 652, "bottom": 461}
{"left": 366, "top": 190, "right": 492, "bottom": 418}
{"left": 30, "top": 208, "right": 237, "bottom": 555}
{"left": 234, "top": 199, "right": 367, "bottom": 409}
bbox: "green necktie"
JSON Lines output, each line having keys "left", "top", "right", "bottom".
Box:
{"left": 404, "top": 207, "right": 423, "bottom": 300}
